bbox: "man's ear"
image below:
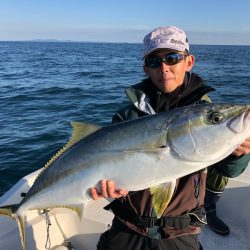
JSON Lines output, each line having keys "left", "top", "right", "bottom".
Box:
{"left": 185, "top": 54, "right": 195, "bottom": 72}
{"left": 144, "top": 65, "right": 150, "bottom": 76}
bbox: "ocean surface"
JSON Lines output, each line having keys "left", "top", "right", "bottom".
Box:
{"left": 0, "top": 42, "right": 249, "bottom": 195}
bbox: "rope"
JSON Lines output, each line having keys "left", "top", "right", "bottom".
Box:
{"left": 50, "top": 210, "right": 75, "bottom": 250}
{"left": 40, "top": 209, "right": 75, "bottom": 250}
{"left": 44, "top": 209, "right": 51, "bottom": 249}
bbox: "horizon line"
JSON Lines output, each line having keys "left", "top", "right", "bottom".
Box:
{"left": 1, "top": 39, "right": 250, "bottom": 47}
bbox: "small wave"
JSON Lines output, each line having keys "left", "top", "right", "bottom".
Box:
{"left": 76, "top": 71, "right": 100, "bottom": 77}
{"left": 1, "top": 71, "right": 31, "bottom": 80}
{"left": 37, "top": 86, "right": 79, "bottom": 95}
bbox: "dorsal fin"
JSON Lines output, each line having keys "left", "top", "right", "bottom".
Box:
{"left": 43, "top": 121, "right": 101, "bottom": 170}
{"left": 69, "top": 121, "right": 101, "bottom": 145}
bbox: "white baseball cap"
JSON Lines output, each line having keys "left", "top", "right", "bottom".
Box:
{"left": 143, "top": 26, "right": 189, "bottom": 58}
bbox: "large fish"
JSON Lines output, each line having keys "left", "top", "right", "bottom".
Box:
{"left": 1, "top": 103, "right": 250, "bottom": 250}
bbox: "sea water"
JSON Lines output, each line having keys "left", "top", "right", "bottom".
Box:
{"left": 0, "top": 42, "right": 249, "bottom": 195}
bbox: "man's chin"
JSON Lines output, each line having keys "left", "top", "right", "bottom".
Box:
{"left": 161, "top": 83, "right": 177, "bottom": 93}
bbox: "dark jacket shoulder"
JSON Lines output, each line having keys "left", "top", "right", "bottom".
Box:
{"left": 113, "top": 72, "right": 215, "bottom": 123}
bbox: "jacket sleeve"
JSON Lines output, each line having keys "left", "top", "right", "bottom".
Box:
{"left": 211, "top": 153, "right": 250, "bottom": 178}
{"left": 112, "top": 106, "right": 141, "bottom": 124}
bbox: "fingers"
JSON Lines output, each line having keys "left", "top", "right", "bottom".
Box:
{"left": 106, "top": 180, "right": 116, "bottom": 198}
{"left": 89, "top": 179, "right": 109, "bottom": 200}
{"left": 90, "top": 187, "right": 100, "bottom": 200}
{"left": 90, "top": 180, "right": 128, "bottom": 200}
{"left": 118, "top": 188, "right": 129, "bottom": 196}
{"left": 106, "top": 180, "right": 129, "bottom": 198}
{"left": 232, "top": 137, "right": 250, "bottom": 156}
{"left": 233, "top": 145, "right": 250, "bottom": 156}
{"left": 100, "top": 179, "right": 109, "bottom": 198}
{"left": 242, "top": 138, "right": 250, "bottom": 150}
{"left": 232, "top": 146, "right": 245, "bottom": 156}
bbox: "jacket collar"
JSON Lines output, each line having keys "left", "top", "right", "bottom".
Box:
{"left": 125, "top": 72, "right": 215, "bottom": 114}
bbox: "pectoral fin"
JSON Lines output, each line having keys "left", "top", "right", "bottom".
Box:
{"left": 150, "top": 181, "right": 176, "bottom": 218}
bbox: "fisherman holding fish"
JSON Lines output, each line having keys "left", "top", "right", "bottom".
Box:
{"left": 91, "top": 26, "right": 250, "bottom": 249}
{"left": 0, "top": 26, "right": 250, "bottom": 250}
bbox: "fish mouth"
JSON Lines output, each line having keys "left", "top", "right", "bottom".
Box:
{"left": 229, "top": 106, "right": 250, "bottom": 133}
{"left": 245, "top": 106, "right": 250, "bottom": 129}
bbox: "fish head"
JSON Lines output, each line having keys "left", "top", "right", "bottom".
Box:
{"left": 167, "top": 103, "right": 250, "bottom": 163}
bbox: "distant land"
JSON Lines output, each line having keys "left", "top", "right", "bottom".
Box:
{"left": 12, "top": 39, "right": 75, "bottom": 43}
{"left": 1, "top": 39, "right": 250, "bottom": 46}
{"left": 29, "top": 39, "right": 74, "bottom": 42}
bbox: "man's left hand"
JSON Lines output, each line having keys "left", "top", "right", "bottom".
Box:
{"left": 232, "top": 137, "right": 250, "bottom": 156}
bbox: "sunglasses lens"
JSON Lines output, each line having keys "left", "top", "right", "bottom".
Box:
{"left": 145, "top": 53, "right": 186, "bottom": 68}
{"left": 165, "top": 54, "right": 184, "bottom": 65}
{"left": 145, "top": 57, "right": 162, "bottom": 68}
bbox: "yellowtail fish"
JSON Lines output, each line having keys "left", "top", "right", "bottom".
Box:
{"left": 0, "top": 103, "right": 250, "bottom": 250}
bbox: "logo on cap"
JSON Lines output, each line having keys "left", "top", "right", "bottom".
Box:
{"left": 170, "top": 39, "right": 185, "bottom": 46}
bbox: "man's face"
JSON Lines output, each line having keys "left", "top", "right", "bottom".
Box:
{"left": 144, "top": 49, "right": 195, "bottom": 93}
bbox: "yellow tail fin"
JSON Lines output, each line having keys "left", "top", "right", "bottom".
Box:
{"left": 0, "top": 205, "right": 26, "bottom": 250}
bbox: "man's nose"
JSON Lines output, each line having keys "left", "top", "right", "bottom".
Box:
{"left": 159, "top": 61, "right": 170, "bottom": 71}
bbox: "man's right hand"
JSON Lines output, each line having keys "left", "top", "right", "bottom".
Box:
{"left": 90, "top": 180, "right": 128, "bottom": 200}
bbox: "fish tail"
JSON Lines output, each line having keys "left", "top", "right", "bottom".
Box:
{"left": 0, "top": 205, "right": 26, "bottom": 250}
{"left": 0, "top": 204, "right": 17, "bottom": 218}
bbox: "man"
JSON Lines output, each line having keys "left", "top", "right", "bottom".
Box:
{"left": 90, "top": 26, "right": 250, "bottom": 250}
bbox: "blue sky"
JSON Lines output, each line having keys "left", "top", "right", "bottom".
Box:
{"left": 1, "top": 0, "right": 250, "bottom": 45}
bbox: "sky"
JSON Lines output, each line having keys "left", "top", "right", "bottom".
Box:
{"left": 1, "top": 0, "right": 250, "bottom": 45}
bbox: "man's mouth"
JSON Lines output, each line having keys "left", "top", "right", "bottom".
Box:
{"left": 160, "top": 77, "right": 174, "bottom": 82}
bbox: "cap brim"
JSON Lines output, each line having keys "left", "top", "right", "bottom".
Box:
{"left": 143, "top": 48, "right": 186, "bottom": 59}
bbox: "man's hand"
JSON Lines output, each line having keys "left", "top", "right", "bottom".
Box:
{"left": 90, "top": 180, "right": 128, "bottom": 200}
{"left": 232, "top": 137, "right": 250, "bottom": 156}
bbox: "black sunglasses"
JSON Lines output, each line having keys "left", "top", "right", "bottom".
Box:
{"left": 144, "top": 53, "right": 188, "bottom": 69}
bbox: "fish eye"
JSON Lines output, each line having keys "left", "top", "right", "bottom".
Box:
{"left": 208, "top": 112, "right": 224, "bottom": 124}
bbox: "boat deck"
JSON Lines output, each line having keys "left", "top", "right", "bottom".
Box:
{"left": 200, "top": 164, "right": 250, "bottom": 249}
